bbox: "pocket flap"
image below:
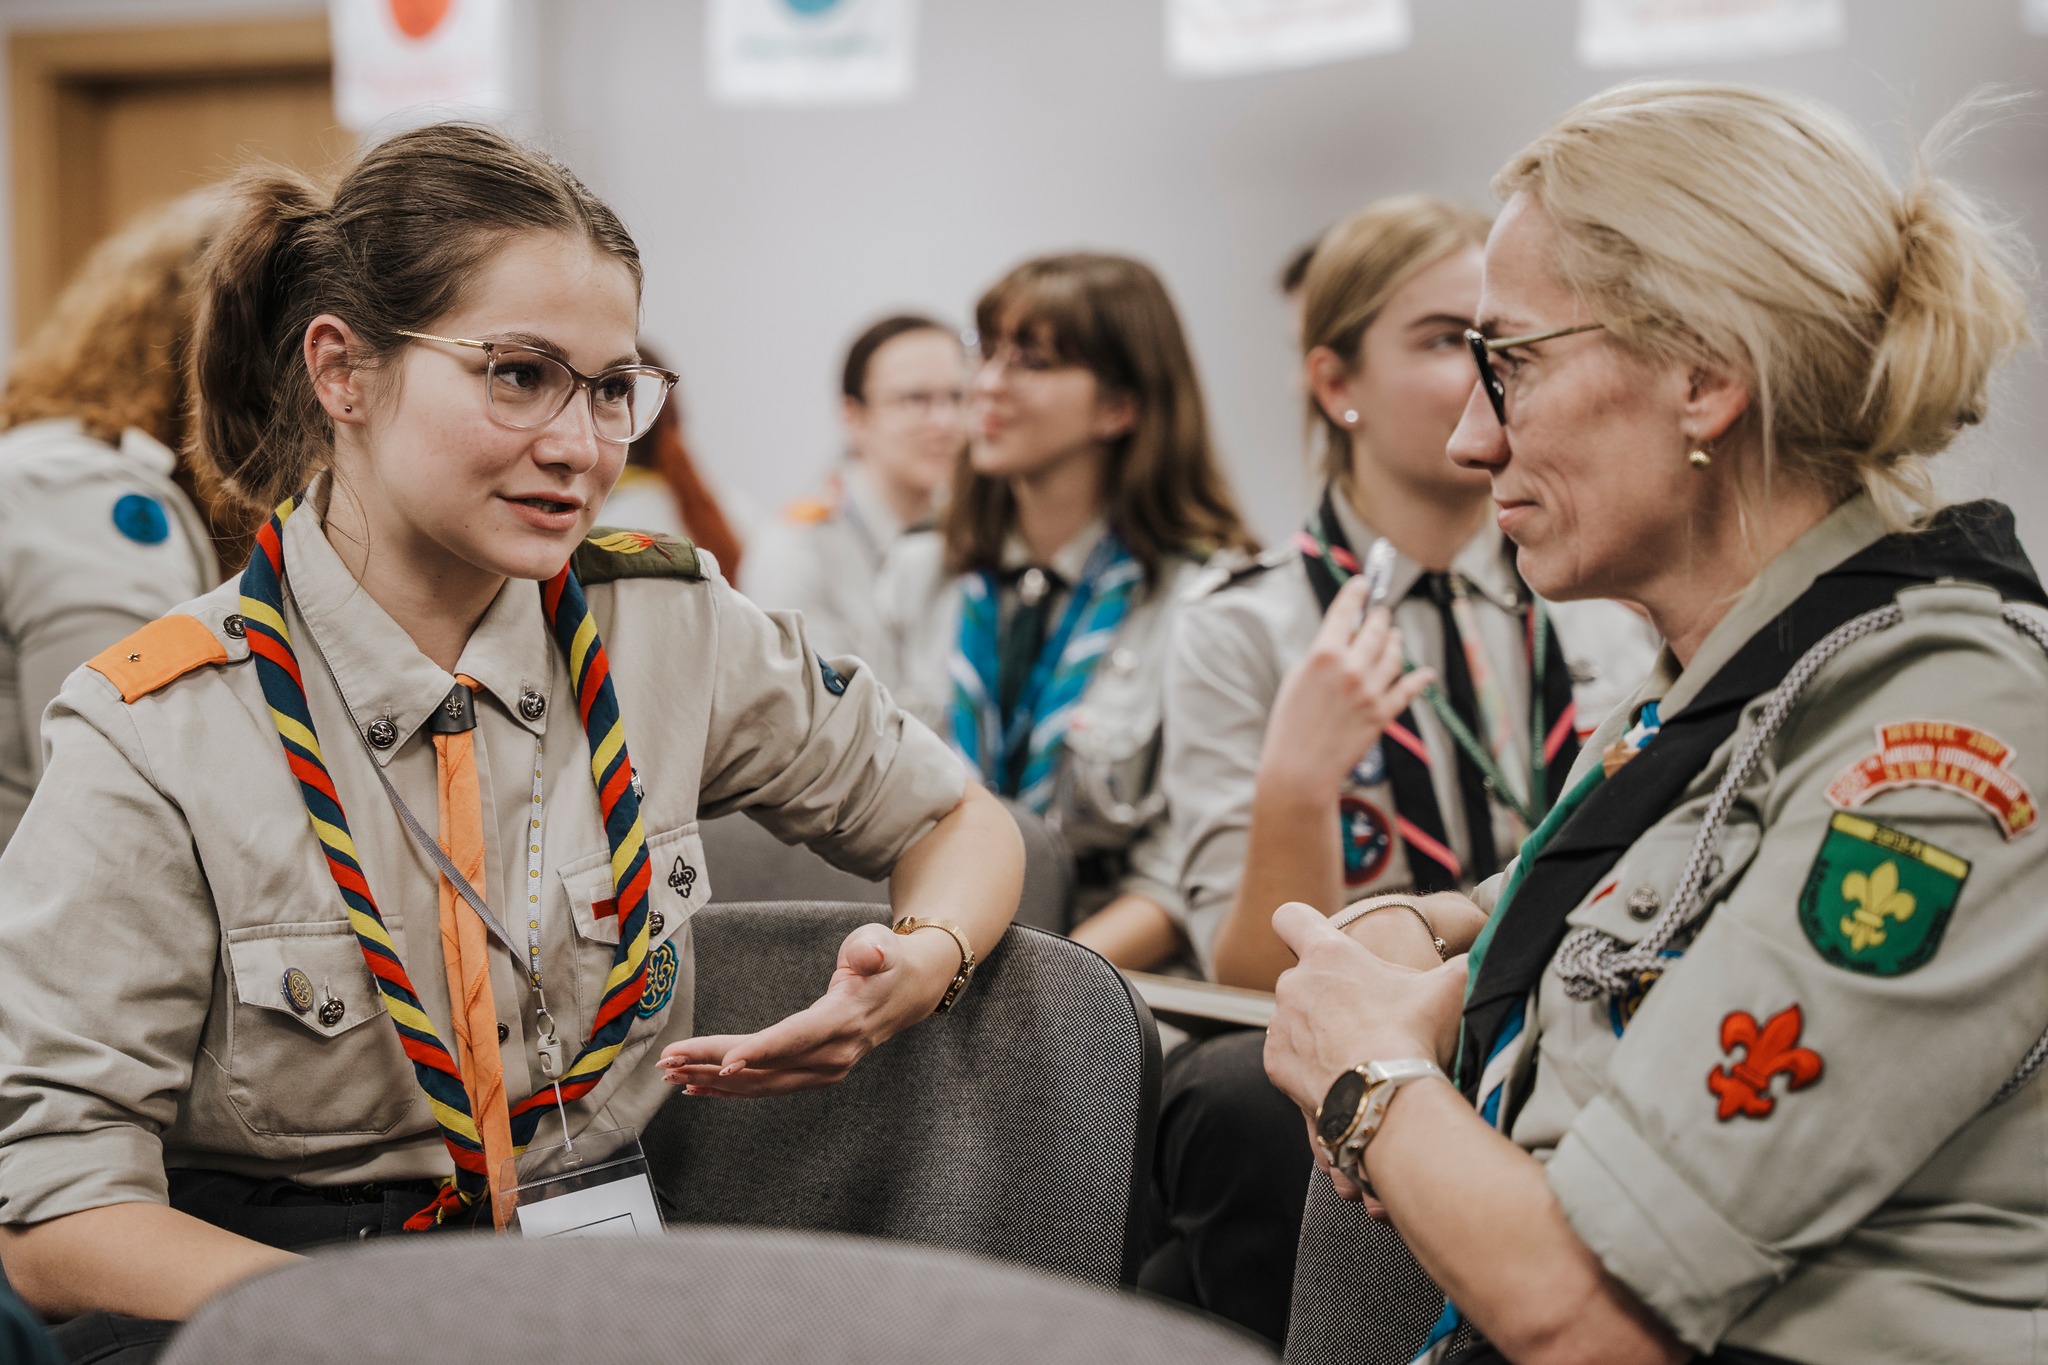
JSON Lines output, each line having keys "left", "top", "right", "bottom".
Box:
{"left": 563, "top": 824, "right": 706, "bottom": 948}
{"left": 225, "top": 923, "right": 389, "bottom": 1039}
{"left": 1562, "top": 810, "right": 1762, "bottom": 947}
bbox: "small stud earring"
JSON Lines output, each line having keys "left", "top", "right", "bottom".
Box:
{"left": 343, "top": 404, "right": 353, "bottom": 413}
{"left": 1687, "top": 448, "right": 1711, "bottom": 469}
{"left": 1342, "top": 409, "right": 1359, "bottom": 426}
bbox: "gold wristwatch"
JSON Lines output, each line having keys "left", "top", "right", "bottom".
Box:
{"left": 892, "top": 917, "right": 977, "bottom": 1014}
{"left": 1314, "top": 1058, "right": 1448, "bottom": 1182}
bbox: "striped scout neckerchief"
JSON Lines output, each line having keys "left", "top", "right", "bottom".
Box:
{"left": 947, "top": 531, "right": 1141, "bottom": 813}
{"left": 239, "top": 496, "right": 655, "bottom": 1228}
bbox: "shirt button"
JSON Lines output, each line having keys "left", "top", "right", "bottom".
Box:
{"left": 1626, "top": 888, "right": 1662, "bottom": 922}
{"left": 366, "top": 718, "right": 398, "bottom": 749}
{"left": 497, "top": 1022, "right": 510, "bottom": 1043}
{"left": 222, "top": 614, "right": 247, "bottom": 639}
{"left": 318, "top": 996, "right": 346, "bottom": 1027}
{"left": 649, "top": 908, "right": 666, "bottom": 937}
{"left": 519, "top": 689, "right": 546, "bottom": 722}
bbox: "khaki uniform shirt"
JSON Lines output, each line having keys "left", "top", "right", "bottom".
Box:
{"left": 748, "top": 462, "right": 905, "bottom": 669}
{"left": 0, "top": 507, "right": 964, "bottom": 1226}
{"left": 1486, "top": 496, "right": 2048, "bottom": 1362}
{"left": 0, "top": 420, "right": 217, "bottom": 850}
{"left": 875, "top": 520, "right": 1194, "bottom": 921}
{"left": 1163, "top": 495, "right": 1656, "bottom": 973}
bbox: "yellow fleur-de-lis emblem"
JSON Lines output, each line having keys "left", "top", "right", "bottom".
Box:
{"left": 1839, "top": 859, "right": 1915, "bottom": 953}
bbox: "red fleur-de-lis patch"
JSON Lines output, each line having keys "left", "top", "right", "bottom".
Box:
{"left": 1707, "top": 1005, "right": 1824, "bottom": 1121}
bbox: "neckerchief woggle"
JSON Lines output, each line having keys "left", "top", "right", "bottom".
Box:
{"left": 240, "top": 496, "right": 656, "bottom": 1228}
{"left": 947, "top": 531, "right": 1140, "bottom": 813}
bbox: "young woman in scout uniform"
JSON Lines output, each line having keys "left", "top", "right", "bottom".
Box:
{"left": 876, "top": 252, "right": 1255, "bottom": 972}
{"left": 1264, "top": 83, "right": 2045, "bottom": 1365}
{"left": 0, "top": 123, "right": 1021, "bottom": 1344}
{"left": 1142, "top": 197, "right": 1655, "bottom": 1345}
{"left": 749, "top": 315, "right": 968, "bottom": 664}
{"left": 0, "top": 190, "right": 256, "bottom": 852}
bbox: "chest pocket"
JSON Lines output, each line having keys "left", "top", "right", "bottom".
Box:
{"left": 1057, "top": 644, "right": 1167, "bottom": 852}
{"left": 559, "top": 824, "right": 703, "bottom": 1035}
{"left": 1564, "top": 802, "right": 1764, "bottom": 957}
{"left": 222, "top": 922, "right": 413, "bottom": 1138}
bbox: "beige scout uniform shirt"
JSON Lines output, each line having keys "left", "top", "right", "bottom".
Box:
{"left": 0, "top": 507, "right": 964, "bottom": 1226}
{"left": 1481, "top": 496, "right": 2048, "bottom": 1363}
{"left": 1163, "top": 494, "right": 1656, "bottom": 974}
{"left": 875, "top": 520, "right": 1194, "bottom": 922}
{"left": 748, "top": 462, "right": 905, "bottom": 669}
{"left": 0, "top": 419, "right": 217, "bottom": 850}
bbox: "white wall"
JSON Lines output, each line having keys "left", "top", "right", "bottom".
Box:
{"left": 5, "top": 0, "right": 2045, "bottom": 548}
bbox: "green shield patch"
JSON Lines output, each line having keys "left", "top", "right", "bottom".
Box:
{"left": 1798, "top": 812, "right": 1969, "bottom": 976}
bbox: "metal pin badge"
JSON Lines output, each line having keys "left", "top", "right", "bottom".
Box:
{"left": 281, "top": 968, "right": 314, "bottom": 1014}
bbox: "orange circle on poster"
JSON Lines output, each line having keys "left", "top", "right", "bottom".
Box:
{"left": 388, "top": 0, "right": 452, "bottom": 40}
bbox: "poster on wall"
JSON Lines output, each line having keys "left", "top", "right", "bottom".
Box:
{"left": 330, "top": 0, "right": 516, "bottom": 132}
{"left": 707, "top": 0, "right": 918, "bottom": 106}
{"left": 1166, "top": 0, "right": 1411, "bottom": 78}
{"left": 2026, "top": 0, "right": 2048, "bottom": 36}
{"left": 1577, "top": 0, "right": 1846, "bottom": 68}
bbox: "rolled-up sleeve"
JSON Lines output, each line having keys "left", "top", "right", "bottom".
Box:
{"left": 1542, "top": 605, "right": 2048, "bottom": 1351}
{"left": 0, "top": 680, "right": 218, "bottom": 1223}
{"left": 698, "top": 572, "right": 965, "bottom": 880}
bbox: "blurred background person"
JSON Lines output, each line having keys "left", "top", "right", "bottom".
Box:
{"left": 1144, "top": 195, "right": 1656, "bottom": 1343}
{"left": 877, "top": 253, "right": 1256, "bottom": 971}
{"left": 600, "top": 339, "right": 747, "bottom": 581}
{"left": 0, "top": 189, "right": 254, "bottom": 852}
{"left": 748, "top": 314, "right": 967, "bottom": 663}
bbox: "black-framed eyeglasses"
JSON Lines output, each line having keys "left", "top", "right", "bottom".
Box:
{"left": 1464, "top": 321, "right": 1606, "bottom": 427}
{"left": 396, "top": 330, "right": 680, "bottom": 445}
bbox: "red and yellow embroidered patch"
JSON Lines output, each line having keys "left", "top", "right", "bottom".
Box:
{"left": 1826, "top": 721, "right": 2036, "bottom": 840}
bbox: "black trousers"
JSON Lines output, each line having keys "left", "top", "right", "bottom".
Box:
{"left": 47, "top": 1170, "right": 487, "bottom": 1365}
{"left": 1139, "top": 1028, "right": 1311, "bottom": 1349}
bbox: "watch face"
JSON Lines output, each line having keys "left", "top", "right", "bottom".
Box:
{"left": 1316, "top": 1070, "right": 1370, "bottom": 1147}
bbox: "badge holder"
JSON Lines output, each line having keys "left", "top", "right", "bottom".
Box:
{"left": 500, "top": 1066, "right": 665, "bottom": 1239}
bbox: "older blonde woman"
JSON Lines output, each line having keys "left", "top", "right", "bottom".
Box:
{"left": 1264, "top": 84, "right": 2042, "bottom": 1364}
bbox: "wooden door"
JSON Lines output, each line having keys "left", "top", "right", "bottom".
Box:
{"left": 10, "top": 16, "right": 349, "bottom": 341}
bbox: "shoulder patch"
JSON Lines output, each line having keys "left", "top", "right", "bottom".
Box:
{"left": 1189, "top": 543, "right": 1292, "bottom": 601}
{"left": 572, "top": 528, "right": 703, "bottom": 585}
{"left": 87, "top": 614, "right": 231, "bottom": 702}
{"left": 1827, "top": 720, "right": 2036, "bottom": 840}
{"left": 1798, "top": 811, "right": 1969, "bottom": 976}
{"left": 781, "top": 496, "right": 834, "bottom": 526}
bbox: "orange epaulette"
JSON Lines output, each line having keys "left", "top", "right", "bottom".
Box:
{"left": 86, "top": 615, "right": 231, "bottom": 703}
{"left": 782, "top": 497, "right": 834, "bottom": 526}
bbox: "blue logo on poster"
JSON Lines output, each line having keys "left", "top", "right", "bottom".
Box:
{"left": 783, "top": 0, "right": 842, "bottom": 14}
{"left": 1338, "top": 795, "right": 1393, "bottom": 888}
{"left": 111, "top": 493, "right": 170, "bottom": 546}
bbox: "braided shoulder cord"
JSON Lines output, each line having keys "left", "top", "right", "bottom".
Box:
{"left": 1552, "top": 602, "right": 2048, "bottom": 1105}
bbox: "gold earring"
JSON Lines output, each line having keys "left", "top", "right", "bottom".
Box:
{"left": 1687, "top": 448, "right": 1711, "bottom": 469}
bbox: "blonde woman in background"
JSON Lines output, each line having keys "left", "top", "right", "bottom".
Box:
{"left": 1265, "top": 83, "right": 2042, "bottom": 1364}
{"left": 0, "top": 191, "right": 253, "bottom": 850}
{"left": 877, "top": 253, "right": 1256, "bottom": 971}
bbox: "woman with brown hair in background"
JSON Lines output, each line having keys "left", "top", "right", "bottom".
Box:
{"left": 596, "top": 339, "right": 747, "bottom": 581}
{"left": 877, "top": 252, "right": 1256, "bottom": 972}
{"left": 0, "top": 190, "right": 255, "bottom": 850}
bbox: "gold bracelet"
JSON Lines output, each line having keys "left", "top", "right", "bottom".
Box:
{"left": 891, "top": 917, "right": 977, "bottom": 1014}
{"left": 1329, "top": 898, "right": 1448, "bottom": 960}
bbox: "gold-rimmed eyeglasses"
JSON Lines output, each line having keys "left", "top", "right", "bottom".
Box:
{"left": 1464, "top": 321, "right": 1606, "bottom": 427}
{"left": 395, "top": 330, "right": 680, "bottom": 445}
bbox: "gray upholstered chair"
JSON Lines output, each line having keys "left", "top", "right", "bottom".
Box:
{"left": 1283, "top": 1177, "right": 1473, "bottom": 1363}
{"left": 643, "top": 900, "right": 1160, "bottom": 1287}
{"left": 160, "top": 1227, "right": 1277, "bottom": 1364}
{"left": 699, "top": 798, "right": 1076, "bottom": 928}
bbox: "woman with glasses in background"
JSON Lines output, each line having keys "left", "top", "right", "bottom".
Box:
{"left": 1264, "top": 83, "right": 2044, "bottom": 1364}
{"left": 749, "top": 314, "right": 968, "bottom": 665}
{"left": 877, "top": 252, "right": 1255, "bottom": 971}
{"left": 0, "top": 123, "right": 1020, "bottom": 1360}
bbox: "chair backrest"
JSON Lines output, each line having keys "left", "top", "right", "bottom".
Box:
{"left": 162, "top": 1227, "right": 1278, "bottom": 1365}
{"left": 642, "top": 901, "right": 1160, "bottom": 1287}
{"left": 698, "top": 798, "right": 1076, "bottom": 927}
{"left": 1283, "top": 1177, "right": 1473, "bottom": 1364}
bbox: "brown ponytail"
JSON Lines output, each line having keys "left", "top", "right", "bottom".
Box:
{"left": 188, "top": 123, "right": 643, "bottom": 514}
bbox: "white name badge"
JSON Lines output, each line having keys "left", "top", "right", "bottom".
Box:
{"left": 502, "top": 1127, "right": 665, "bottom": 1239}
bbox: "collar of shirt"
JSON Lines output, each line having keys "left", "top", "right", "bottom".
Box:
{"left": 999, "top": 514, "right": 1111, "bottom": 586}
{"left": 1653, "top": 492, "right": 1888, "bottom": 722}
{"left": 839, "top": 459, "right": 906, "bottom": 549}
{"left": 281, "top": 504, "right": 555, "bottom": 765}
{"left": 1326, "top": 486, "right": 1523, "bottom": 612}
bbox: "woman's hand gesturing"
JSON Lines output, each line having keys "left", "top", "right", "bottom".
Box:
{"left": 1261, "top": 574, "right": 1434, "bottom": 796}
{"left": 655, "top": 920, "right": 960, "bottom": 1097}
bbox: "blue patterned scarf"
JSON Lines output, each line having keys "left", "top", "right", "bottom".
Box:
{"left": 947, "top": 532, "right": 1140, "bottom": 812}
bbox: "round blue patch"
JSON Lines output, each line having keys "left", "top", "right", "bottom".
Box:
{"left": 111, "top": 493, "right": 170, "bottom": 546}
{"left": 638, "top": 939, "right": 679, "bottom": 1019}
{"left": 1338, "top": 795, "right": 1393, "bottom": 888}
